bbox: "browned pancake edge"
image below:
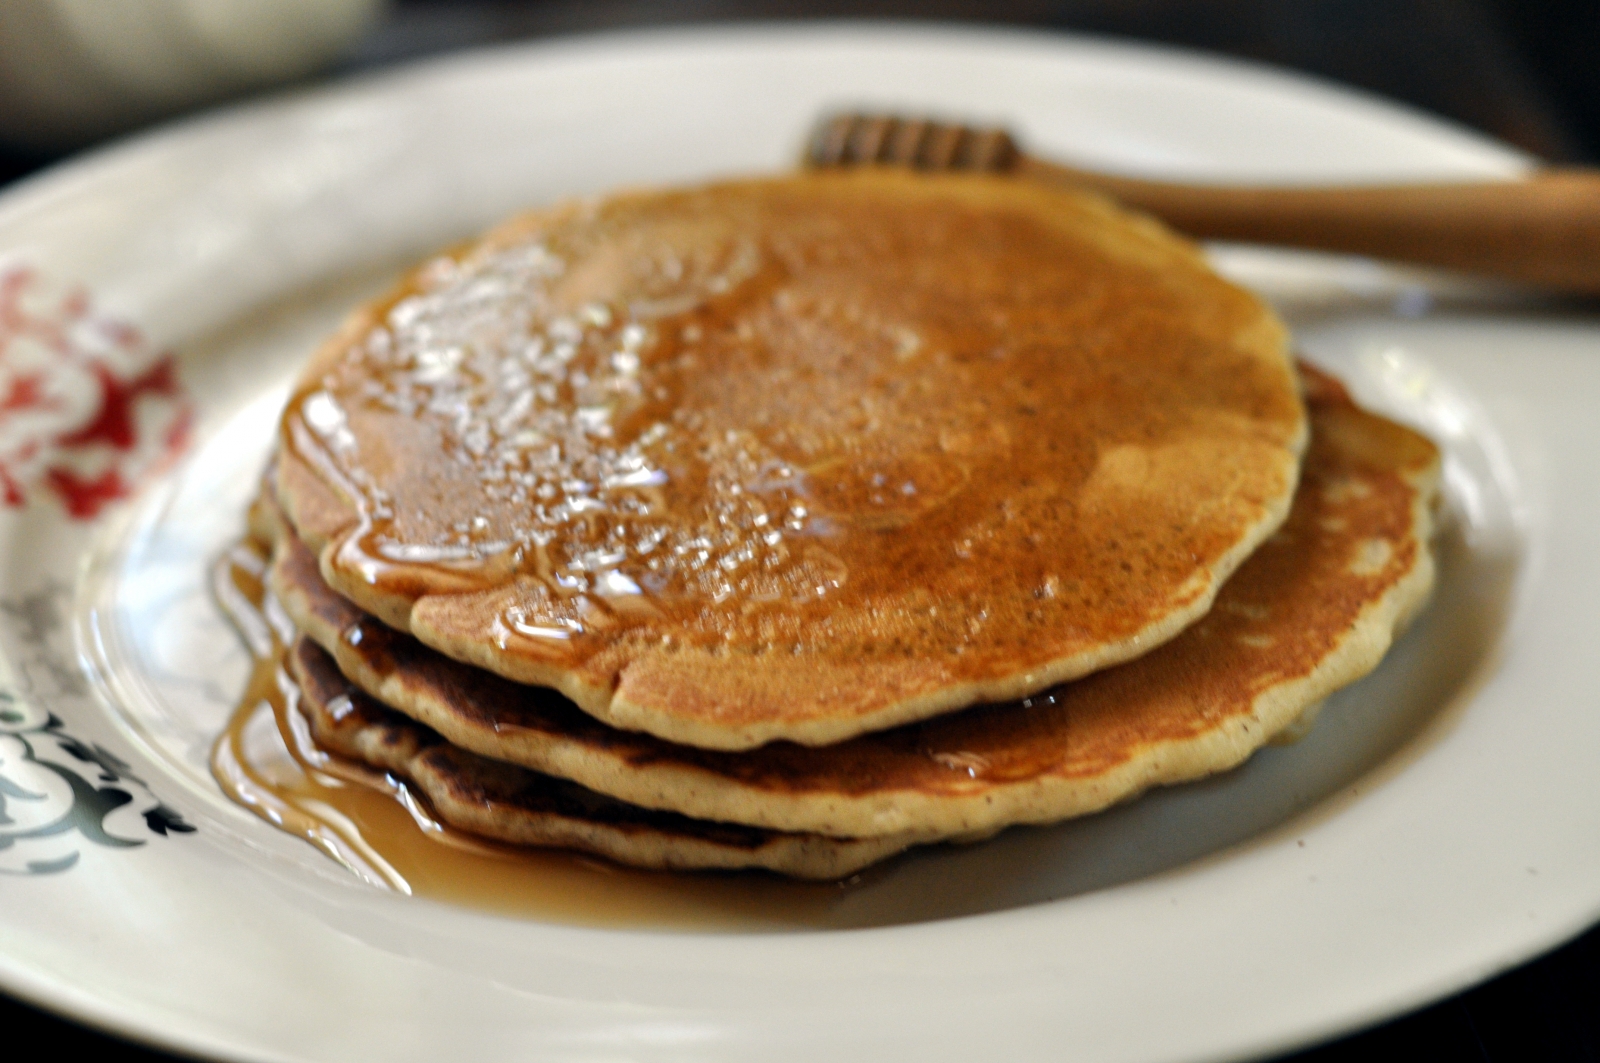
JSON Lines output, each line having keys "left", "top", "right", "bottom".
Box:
{"left": 282, "top": 636, "right": 916, "bottom": 879}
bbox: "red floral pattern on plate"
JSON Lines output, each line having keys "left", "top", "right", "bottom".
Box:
{"left": 0, "top": 261, "right": 191, "bottom": 518}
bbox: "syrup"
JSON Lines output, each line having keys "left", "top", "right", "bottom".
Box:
{"left": 209, "top": 540, "right": 864, "bottom": 929}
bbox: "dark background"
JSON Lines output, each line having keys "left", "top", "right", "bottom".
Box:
{"left": 2, "top": 1, "right": 1597, "bottom": 1060}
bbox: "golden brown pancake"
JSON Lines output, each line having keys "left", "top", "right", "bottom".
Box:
{"left": 283, "top": 636, "right": 915, "bottom": 879}
{"left": 269, "top": 365, "right": 1438, "bottom": 839}
{"left": 276, "top": 170, "right": 1306, "bottom": 750}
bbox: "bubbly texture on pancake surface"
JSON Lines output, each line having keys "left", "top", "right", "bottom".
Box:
{"left": 277, "top": 171, "right": 1306, "bottom": 749}
{"left": 269, "top": 365, "right": 1438, "bottom": 841}
{"left": 283, "top": 637, "right": 914, "bottom": 878}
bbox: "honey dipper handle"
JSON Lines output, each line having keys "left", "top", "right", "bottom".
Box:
{"left": 1021, "top": 159, "right": 1600, "bottom": 294}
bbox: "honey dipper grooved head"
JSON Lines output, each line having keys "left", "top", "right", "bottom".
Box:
{"left": 806, "top": 114, "right": 1020, "bottom": 171}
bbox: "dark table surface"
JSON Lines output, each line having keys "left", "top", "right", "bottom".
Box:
{"left": 2, "top": 2, "right": 1597, "bottom": 1060}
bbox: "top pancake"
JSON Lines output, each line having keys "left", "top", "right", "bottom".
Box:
{"left": 276, "top": 170, "right": 1307, "bottom": 750}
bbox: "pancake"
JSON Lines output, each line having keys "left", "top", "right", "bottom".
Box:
{"left": 283, "top": 635, "right": 917, "bottom": 879}
{"left": 269, "top": 364, "right": 1438, "bottom": 840}
{"left": 275, "top": 170, "right": 1306, "bottom": 750}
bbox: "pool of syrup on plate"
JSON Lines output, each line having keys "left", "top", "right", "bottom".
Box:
{"left": 209, "top": 539, "right": 869, "bottom": 929}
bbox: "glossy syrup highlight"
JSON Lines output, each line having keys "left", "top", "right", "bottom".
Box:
{"left": 209, "top": 538, "right": 864, "bottom": 928}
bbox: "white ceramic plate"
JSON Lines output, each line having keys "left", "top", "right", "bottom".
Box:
{"left": 1, "top": 23, "right": 1596, "bottom": 1063}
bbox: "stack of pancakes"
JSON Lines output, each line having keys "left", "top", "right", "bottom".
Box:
{"left": 250, "top": 171, "right": 1440, "bottom": 879}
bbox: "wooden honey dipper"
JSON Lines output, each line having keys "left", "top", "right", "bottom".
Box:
{"left": 806, "top": 113, "right": 1600, "bottom": 295}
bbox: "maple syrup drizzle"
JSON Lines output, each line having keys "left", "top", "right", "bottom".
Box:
{"left": 209, "top": 539, "right": 861, "bottom": 928}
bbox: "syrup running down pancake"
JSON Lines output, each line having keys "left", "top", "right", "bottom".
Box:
{"left": 282, "top": 637, "right": 916, "bottom": 879}
{"left": 276, "top": 170, "right": 1307, "bottom": 750}
{"left": 264, "top": 365, "right": 1438, "bottom": 843}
